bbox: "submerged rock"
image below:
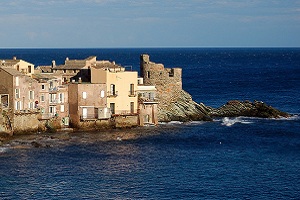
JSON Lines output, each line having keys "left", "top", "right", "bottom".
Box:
{"left": 208, "top": 100, "right": 290, "bottom": 118}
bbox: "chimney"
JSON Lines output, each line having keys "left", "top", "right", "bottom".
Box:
{"left": 13, "top": 56, "right": 17, "bottom": 60}
{"left": 78, "top": 77, "right": 82, "bottom": 83}
{"left": 52, "top": 60, "right": 56, "bottom": 68}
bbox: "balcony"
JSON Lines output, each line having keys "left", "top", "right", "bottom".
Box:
{"left": 107, "top": 91, "right": 118, "bottom": 98}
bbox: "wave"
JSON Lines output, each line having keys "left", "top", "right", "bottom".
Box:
{"left": 221, "top": 117, "right": 254, "bottom": 127}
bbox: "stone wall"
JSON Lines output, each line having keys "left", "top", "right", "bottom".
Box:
{"left": 13, "top": 112, "right": 40, "bottom": 134}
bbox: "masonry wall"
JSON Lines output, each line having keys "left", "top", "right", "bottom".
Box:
{"left": 140, "top": 54, "right": 183, "bottom": 114}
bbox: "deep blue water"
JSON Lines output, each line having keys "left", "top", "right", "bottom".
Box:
{"left": 0, "top": 48, "right": 300, "bottom": 199}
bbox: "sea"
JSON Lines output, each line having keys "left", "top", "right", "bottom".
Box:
{"left": 0, "top": 48, "right": 299, "bottom": 199}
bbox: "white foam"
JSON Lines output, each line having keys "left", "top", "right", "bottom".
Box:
{"left": 221, "top": 117, "right": 253, "bottom": 127}
{"left": 0, "top": 147, "right": 9, "bottom": 154}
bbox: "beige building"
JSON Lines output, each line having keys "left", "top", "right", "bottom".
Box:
{"left": 91, "top": 62, "right": 138, "bottom": 117}
{"left": 68, "top": 83, "right": 108, "bottom": 127}
{"left": 1, "top": 57, "right": 35, "bottom": 77}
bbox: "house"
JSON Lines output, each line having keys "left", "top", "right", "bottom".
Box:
{"left": 0, "top": 67, "right": 40, "bottom": 133}
{"left": 32, "top": 73, "right": 69, "bottom": 124}
{"left": 91, "top": 61, "right": 138, "bottom": 116}
{"left": 68, "top": 82, "right": 109, "bottom": 128}
{"left": 137, "top": 78, "right": 158, "bottom": 126}
{"left": 1, "top": 57, "right": 35, "bottom": 77}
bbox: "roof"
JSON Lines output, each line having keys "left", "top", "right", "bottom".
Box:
{"left": 1, "top": 59, "right": 20, "bottom": 66}
{"left": 32, "top": 73, "right": 57, "bottom": 81}
{"left": 0, "top": 67, "right": 24, "bottom": 76}
{"left": 53, "top": 64, "right": 86, "bottom": 70}
{"left": 36, "top": 66, "right": 53, "bottom": 73}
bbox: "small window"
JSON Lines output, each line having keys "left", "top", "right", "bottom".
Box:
{"left": 130, "top": 102, "right": 134, "bottom": 113}
{"left": 15, "top": 77, "right": 19, "bottom": 86}
{"left": 29, "top": 91, "right": 34, "bottom": 100}
{"left": 60, "top": 105, "right": 65, "bottom": 112}
{"left": 147, "top": 71, "right": 150, "bottom": 78}
{"left": 41, "top": 84, "right": 45, "bottom": 90}
{"left": 28, "top": 66, "right": 32, "bottom": 73}
{"left": 15, "top": 89, "right": 20, "bottom": 99}
{"left": 63, "top": 69, "right": 66, "bottom": 73}
{"left": 100, "top": 90, "right": 105, "bottom": 98}
{"left": 41, "top": 95, "right": 45, "bottom": 102}
{"left": 82, "top": 92, "right": 87, "bottom": 99}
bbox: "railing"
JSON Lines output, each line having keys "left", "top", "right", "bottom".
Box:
{"left": 38, "top": 113, "right": 55, "bottom": 120}
{"left": 107, "top": 91, "right": 118, "bottom": 97}
{"left": 80, "top": 114, "right": 98, "bottom": 121}
{"left": 112, "top": 110, "right": 138, "bottom": 116}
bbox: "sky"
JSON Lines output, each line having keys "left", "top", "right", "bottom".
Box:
{"left": 0, "top": 0, "right": 299, "bottom": 48}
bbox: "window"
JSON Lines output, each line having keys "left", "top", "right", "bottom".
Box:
{"left": 29, "top": 91, "right": 34, "bottom": 100}
{"left": 15, "top": 89, "right": 20, "bottom": 99}
{"left": 110, "top": 103, "right": 115, "bottom": 114}
{"left": 15, "top": 101, "right": 22, "bottom": 110}
{"left": 41, "top": 84, "right": 45, "bottom": 90}
{"left": 82, "top": 92, "right": 87, "bottom": 99}
{"left": 49, "top": 81, "right": 53, "bottom": 89}
{"left": 60, "top": 105, "right": 65, "bottom": 112}
{"left": 147, "top": 71, "right": 150, "bottom": 78}
{"left": 15, "top": 77, "right": 19, "bottom": 86}
{"left": 41, "top": 95, "right": 45, "bottom": 102}
{"left": 28, "top": 66, "right": 32, "bottom": 73}
{"left": 130, "top": 102, "right": 134, "bottom": 113}
{"left": 63, "top": 69, "right": 66, "bottom": 73}
{"left": 110, "top": 84, "right": 115, "bottom": 95}
{"left": 49, "top": 94, "right": 56, "bottom": 103}
{"left": 59, "top": 93, "right": 64, "bottom": 103}
{"left": 49, "top": 106, "right": 56, "bottom": 114}
{"left": 28, "top": 102, "right": 34, "bottom": 109}
{"left": 100, "top": 90, "right": 105, "bottom": 98}
{"left": 130, "top": 84, "right": 134, "bottom": 96}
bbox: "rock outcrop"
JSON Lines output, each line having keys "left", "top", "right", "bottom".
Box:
{"left": 208, "top": 100, "right": 290, "bottom": 118}
{"left": 158, "top": 90, "right": 212, "bottom": 122}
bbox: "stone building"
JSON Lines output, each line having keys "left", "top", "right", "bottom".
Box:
{"left": 0, "top": 67, "right": 40, "bottom": 133}
{"left": 1, "top": 57, "right": 35, "bottom": 77}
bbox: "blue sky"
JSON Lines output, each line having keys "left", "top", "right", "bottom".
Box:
{"left": 0, "top": 0, "right": 299, "bottom": 48}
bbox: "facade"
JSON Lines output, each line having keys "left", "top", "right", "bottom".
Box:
{"left": 0, "top": 55, "right": 160, "bottom": 134}
{"left": 68, "top": 82, "right": 109, "bottom": 127}
{"left": 137, "top": 79, "right": 158, "bottom": 125}
{"left": 1, "top": 57, "right": 35, "bottom": 77}
{"left": 91, "top": 62, "right": 138, "bottom": 117}
{"left": 33, "top": 74, "right": 69, "bottom": 122}
{"left": 0, "top": 67, "right": 40, "bottom": 133}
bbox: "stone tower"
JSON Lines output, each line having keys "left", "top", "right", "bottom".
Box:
{"left": 139, "top": 54, "right": 209, "bottom": 122}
